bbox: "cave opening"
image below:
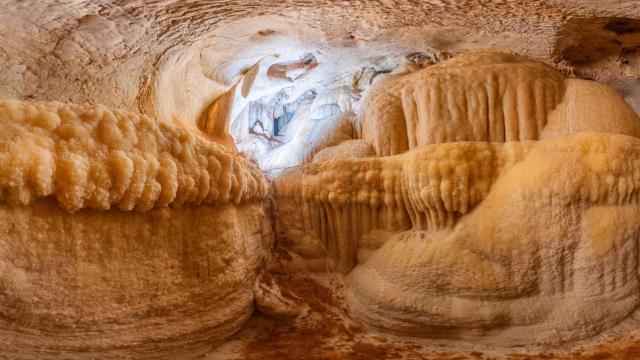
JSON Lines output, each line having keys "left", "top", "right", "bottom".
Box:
{"left": 223, "top": 50, "right": 432, "bottom": 173}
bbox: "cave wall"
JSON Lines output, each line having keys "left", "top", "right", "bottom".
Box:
{"left": 2, "top": 1, "right": 640, "bottom": 358}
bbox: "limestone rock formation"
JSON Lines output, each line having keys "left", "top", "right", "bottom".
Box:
{"left": 3, "top": 1, "right": 640, "bottom": 359}
{"left": 348, "top": 132, "right": 640, "bottom": 344}
{"left": 273, "top": 52, "right": 640, "bottom": 345}
{"left": 0, "top": 100, "right": 271, "bottom": 355}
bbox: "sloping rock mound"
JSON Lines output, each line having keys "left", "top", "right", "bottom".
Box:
{"left": 273, "top": 51, "right": 640, "bottom": 346}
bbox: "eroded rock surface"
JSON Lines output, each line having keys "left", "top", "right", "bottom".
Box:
{"left": 273, "top": 52, "right": 640, "bottom": 346}
{"left": 2, "top": 1, "right": 640, "bottom": 359}
{"left": 0, "top": 100, "right": 271, "bottom": 356}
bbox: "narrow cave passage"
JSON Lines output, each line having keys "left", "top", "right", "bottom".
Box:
{"left": 214, "top": 49, "right": 424, "bottom": 174}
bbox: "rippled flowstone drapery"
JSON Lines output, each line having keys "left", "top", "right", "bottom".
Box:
{"left": 273, "top": 52, "right": 640, "bottom": 345}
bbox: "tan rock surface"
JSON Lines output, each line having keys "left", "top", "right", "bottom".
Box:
{"left": 2, "top": 1, "right": 640, "bottom": 359}
{"left": 271, "top": 51, "right": 640, "bottom": 354}
{"left": 0, "top": 100, "right": 272, "bottom": 356}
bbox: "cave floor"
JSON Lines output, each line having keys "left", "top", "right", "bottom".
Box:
{"left": 205, "top": 274, "right": 640, "bottom": 360}
{"left": 9, "top": 273, "right": 640, "bottom": 359}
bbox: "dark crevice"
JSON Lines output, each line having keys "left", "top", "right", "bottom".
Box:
{"left": 603, "top": 17, "right": 640, "bottom": 35}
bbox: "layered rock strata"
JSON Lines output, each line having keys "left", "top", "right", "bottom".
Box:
{"left": 0, "top": 100, "right": 270, "bottom": 353}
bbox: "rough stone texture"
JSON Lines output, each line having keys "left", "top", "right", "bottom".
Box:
{"left": 272, "top": 51, "right": 640, "bottom": 352}
{"left": 3, "top": 1, "right": 640, "bottom": 359}
{"left": 2, "top": 1, "right": 640, "bottom": 164}
{"left": 0, "top": 99, "right": 272, "bottom": 357}
{"left": 0, "top": 201, "right": 271, "bottom": 356}
{"left": 0, "top": 100, "right": 268, "bottom": 211}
